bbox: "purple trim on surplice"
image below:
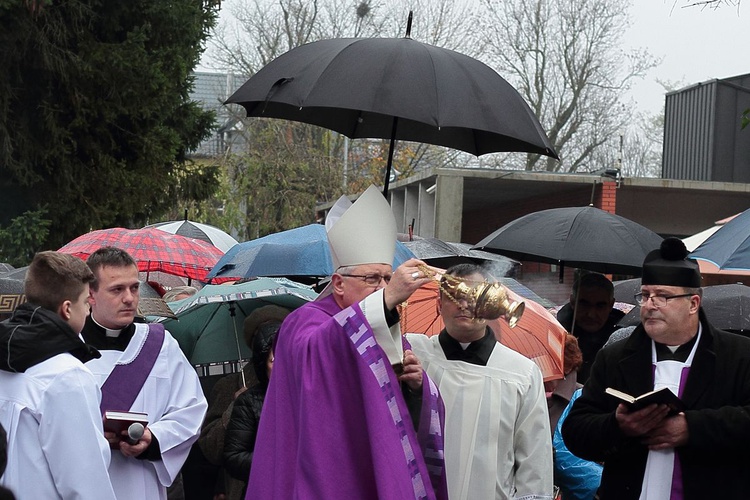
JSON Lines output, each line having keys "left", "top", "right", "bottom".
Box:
{"left": 668, "top": 366, "right": 691, "bottom": 500}
{"left": 99, "top": 323, "right": 165, "bottom": 415}
{"left": 334, "top": 306, "right": 443, "bottom": 499}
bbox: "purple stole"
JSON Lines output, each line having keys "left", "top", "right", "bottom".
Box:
{"left": 669, "top": 367, "right": 691, "bottom": 500}
{"left": 99, "top": 323, "right": 165, "bottom": 414}
{"left": 650, "top": 363, "right": 691, "bottom": 500}
{"left": 333, "top": 305, "right": 447, "bottom": 497}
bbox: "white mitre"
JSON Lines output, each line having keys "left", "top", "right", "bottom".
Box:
{"left": 323, "top": 185, "right": 403, "bottom": 366}
{"left": 326, "top": 185, "right": 397, "bottom": 270}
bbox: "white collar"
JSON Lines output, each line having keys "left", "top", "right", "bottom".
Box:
{"left": 91, "top": 315, "right": 125, "bottom": 338}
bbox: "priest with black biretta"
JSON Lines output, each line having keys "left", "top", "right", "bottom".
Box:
{"left": 562, "top": 237, "right": 750, "bottom": 499}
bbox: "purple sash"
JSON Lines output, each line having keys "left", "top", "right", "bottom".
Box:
{"left": 334, "top": 306, "right": 446, "bottom": 499}
{"left": 99, "top": 323, "right": 165, "bottom": 415}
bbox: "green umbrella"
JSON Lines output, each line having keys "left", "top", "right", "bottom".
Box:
{"left": 160, "top": 278, "right": 317, "bottom": 372}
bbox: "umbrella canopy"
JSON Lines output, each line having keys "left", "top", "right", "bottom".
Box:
{"left": 400, "top": 277, "right": 565, "bottom": 381}
{"left": 59, "top": 227, "right": 224, "bottom": 282}
{"left": 682, "top": 213, "right": 738, "bottom": 251}
{"left": 138, "top": 281, "right": 176, "bottom": 320}
{"left": 206, "top": 223, "right": 416, "bottom": 283}
{"left": 144, "top": 219, "right": 239, "bottom": 253}
{"left": 617, "top": 283, "right": 750, "bottom": 333}
{"left": 473, "top": 206, "right": 664, "bottom": 276}
{"left": 613, "top": 278, "right": 642, "bottom": 304}
{"left": 160, "top": 278, "right": 317, "bottom": 366}
{"left": 402, "top": 238, "right": 519, "bottom": 273}
{"left": 690, "top": 208, "right": 750, "bottom": 272}
{"left": 226, "top": 14, "right": 556, "bottom": 196}
{"left": 0, "top": 263, "right": 14, "bottom": 274}
{"left": 0, "top": 275, "right": 25, "bottom": 315}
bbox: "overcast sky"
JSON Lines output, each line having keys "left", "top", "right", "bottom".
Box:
{"left": 624, "top": 0, "right": 745, "bottom": 116}
{"left": 203, "top": 0, "right": 745, "bottom": 118}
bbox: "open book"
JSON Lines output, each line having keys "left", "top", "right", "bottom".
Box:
{"left": 605, "top": 387, "right": 685, "bottom": 413}
{"left": 103, "top": 411, "right": 149, "bottom": 447}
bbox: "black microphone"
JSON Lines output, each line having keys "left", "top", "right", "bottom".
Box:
{"left": 127, "top": 422, "right": 145, "bottom": 445}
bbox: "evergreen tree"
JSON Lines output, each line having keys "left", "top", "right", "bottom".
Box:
{"left": 0, "top": 0, "right": 220, "bottom": 254}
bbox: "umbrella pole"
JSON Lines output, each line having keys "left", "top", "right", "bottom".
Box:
{"left": 570, "top": 278, "right": 580, "bottom": 337}
{"left": 382, "top": 117, "right": 399, "bottom": 198}
{"left": 228, "top": 302, "right": 247, "bottom": 387}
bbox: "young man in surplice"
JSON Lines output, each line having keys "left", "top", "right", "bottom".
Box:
{"left": 81, "top": 247, "right": 207, "bottom": 500}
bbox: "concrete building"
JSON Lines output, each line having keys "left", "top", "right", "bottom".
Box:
{"left": 381, "top": 167, "right": 750, "bottom": 302}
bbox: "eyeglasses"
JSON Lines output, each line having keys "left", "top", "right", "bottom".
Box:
{"left": 634, "top": 292, "right": 694, "bottom": 307}
{"left": 339, "top": 273, "right": 392, "bottom": 286}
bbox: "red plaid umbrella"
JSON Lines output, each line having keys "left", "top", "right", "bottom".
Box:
{"left": 58, "top": 227, "right": 224, "bottom": 281}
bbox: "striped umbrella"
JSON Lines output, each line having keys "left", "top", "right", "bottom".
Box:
{"left": 145, "top": 218, "right": 238, "bottom": 253}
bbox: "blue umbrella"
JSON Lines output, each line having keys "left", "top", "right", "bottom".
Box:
{"left": 690, "top": 208, "right": 750, "bottom": 272}
{"left": 206, "top": 223, "right": 416, "bottom": 282}
{"left": 160, "top": 278, "right": 317, "bottom": 370}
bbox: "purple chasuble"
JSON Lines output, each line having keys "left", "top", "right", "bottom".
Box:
{"left": 246, "top": 294, "right": 447, "bottom": 499}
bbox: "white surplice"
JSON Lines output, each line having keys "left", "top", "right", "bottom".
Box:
{"left": 361, "top": 290, "right": 404, "bottom": 364}
{"left": 640, "top": 326, "right": 701, "bottom": 500}
{"left": 408, "top": 334, "right": 554, "bottom": 500}
{"left": 0, "top": 353, "right": 116, "bottom": 499}
{"left": 85, "top": 323, "right": 208, "bottom": 500}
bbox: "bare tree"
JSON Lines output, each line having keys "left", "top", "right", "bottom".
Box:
{"left": 200, "top": 0, "right": 474, "bottom": 238}
{"left": 476, "top": 0, "right": 657, "bottom": 173}
{"left": 680, "top": 0, "right": 740, "bottom": 9}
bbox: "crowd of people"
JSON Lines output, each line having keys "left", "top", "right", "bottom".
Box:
{"left": 0, "top": 186, "right": 747, "bottom": 500}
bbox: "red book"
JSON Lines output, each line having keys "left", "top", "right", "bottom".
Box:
{"left": 103, "top": 410, "right": 149, "bottom": 447}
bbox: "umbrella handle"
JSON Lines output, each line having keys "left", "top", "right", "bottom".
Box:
{"left": 228, "top": 302, "right": 247, "bottom": 388}
{"left": 382, "top": 117, "right": 399, "bottom": 198}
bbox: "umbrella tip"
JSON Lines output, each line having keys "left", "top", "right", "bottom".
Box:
{"left": 184, "top": 208, "right": 188, "bottom": 221}
{"left": 405, "top": 10, "right": 413, "bottom": 38}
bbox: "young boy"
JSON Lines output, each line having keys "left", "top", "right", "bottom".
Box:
{"left": 0, "top": 251, "right": 116, "bottom": 499}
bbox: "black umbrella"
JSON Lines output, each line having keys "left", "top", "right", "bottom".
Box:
{"left": 402, "top": 237, "right": 519, "bottom": 274}
{"left": 0, "top": 266, "right": 26, "bottom": 281}
{"left": 473, "top": 206, "right": 664, "bottom": 277}
{"left": 226, "top": 12, "right": 557, "bottom": 196}
{"left": 617, "top": 283, "right": 750, "bottom": 333}
{"left": 613, "top": 278, "right": 642, "bottom": 304}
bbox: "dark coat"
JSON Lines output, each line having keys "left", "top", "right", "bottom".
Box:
{"left": 223, "top": 386, "right": 265, "bottom": 485}
{"left": 557, "top": 303, "right": 625, "bottom": 384}
{"left": 0, "top": 303, "right": 99, "bottom": 372}
{"left": 562, "top": 311, "right": 750, "bottom": 499}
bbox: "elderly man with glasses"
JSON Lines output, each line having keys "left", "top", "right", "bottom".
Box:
{"left": 562, "top": 237, "right": 750, "bottom": 499}
{"left": 247, "top": 186, "right": 448, "bottom": 500}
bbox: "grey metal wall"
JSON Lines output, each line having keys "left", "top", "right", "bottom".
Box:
{"left": 663, "top": 74, "right": 750, "bottom": 182}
